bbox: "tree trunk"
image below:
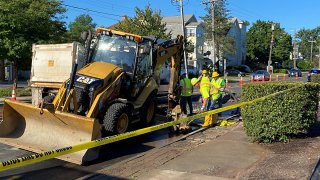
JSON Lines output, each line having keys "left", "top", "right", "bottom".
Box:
{"left": 0, "top": 59, "right": 5, "bottom": 81}
{"left": 13, "top": 59, "right": 18, "bottom": 85}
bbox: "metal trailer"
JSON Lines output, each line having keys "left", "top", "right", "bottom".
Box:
{"left": 30, "top": 42, "right": 85, "bottom": 106}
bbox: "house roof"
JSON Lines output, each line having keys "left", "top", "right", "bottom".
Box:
{"left": 228, "top": 17, "right": 245, "bottom": 24}
{"left": 162, "top": 14, "right": 196, "bottom": 25}
{"left": 186, "top": 22, "right": 203, "bottom": 27}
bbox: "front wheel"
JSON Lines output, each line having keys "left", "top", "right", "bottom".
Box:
{"left": 103, "top": 103, "right": 131, "bottom": 135}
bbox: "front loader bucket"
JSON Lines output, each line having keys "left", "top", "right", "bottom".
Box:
{"left": 0, "top": 99, "right": 102, "bottom": 165}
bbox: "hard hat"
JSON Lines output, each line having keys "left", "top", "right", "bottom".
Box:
{"left": 212, "top": 71, "right": 219, "bottom": 78}
{"left": 191, "top": 78, "right": 198, "bottom": 86}
{"left": 202, "top": 70, "right": 207, "bottom": 74}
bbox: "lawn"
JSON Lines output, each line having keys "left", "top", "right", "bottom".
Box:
{"left": 0, "top": 87, "right": 31, "bottom": 98}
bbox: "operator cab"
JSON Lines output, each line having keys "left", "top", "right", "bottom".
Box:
{"left": 89, "top": 28, "right": 155, "bottom": 99}
{"left": 91, "top": 33, "right": 137, "bottom": 74}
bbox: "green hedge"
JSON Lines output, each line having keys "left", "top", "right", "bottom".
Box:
{"left": 273, "top": 68, "right": 288, "bottom": 74}
{"left": 0, "top": 87, "right": 31, "bottom": 98}
{"left": 241, "top": 82, "right": 320, "bottom": 143}
{"left": 311, "top": 74, "right": 320, "bottom": 83}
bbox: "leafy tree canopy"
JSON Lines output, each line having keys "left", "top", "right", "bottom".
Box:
{"left": 200, "top": 0, "right": 234, "bottom": 60}
{"left": 246, "top": 20, "right": 292, "bottom": 66}
{"left": 114, "top": 4, "right": 171, "bottom": 39}
{"left": 0, "top": 0, "right": 66, "bottom": 73}
{"left": 67, "top": 14, "right": 96, "bottom": 42}
{"left": 296, "top": 27, "right": 320, "bottom": 61}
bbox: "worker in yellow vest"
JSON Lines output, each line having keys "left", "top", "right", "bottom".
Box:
{"left": 208, "top": 71, "right": 225, "bottom": 110}
{"left": 179, "top": 73, "right": 193, "bottom": 116}
{"left": 202, "top": 71, "right": 225, "bottom": 127}
{"left": 198, "top": 70, "right": 211, "bottom": 112}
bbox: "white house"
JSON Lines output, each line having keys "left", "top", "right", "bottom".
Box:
{"left": 162, "top": 15, "right": 205, "bottom": 70}
{"left": 204, "top": 17, "right": 247, "bottom": 70}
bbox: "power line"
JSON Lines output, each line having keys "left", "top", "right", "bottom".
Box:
{"left": 66, "top": 7, "right": 120, "bottom": 23}
{"left": 85, "top": 0, "right": 133, "bottom": 11}
{"left": 229, "top": 3, "right": 270, "bottom": 20}
{"left": 62, "top": 3, "right": 123, "bottom": 17}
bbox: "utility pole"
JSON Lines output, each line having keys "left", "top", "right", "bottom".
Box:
{"left": 179, "top": 0, "right": 189, "bottom": 78}
{"left": 293, "top": 30, "right": 297, "bottom": 68}
{"left": 318, "top": 46, "right": 320, "bottom": 69}
{"left": 267, "top": 23, "right": 275, "bottom": 73}
{"left": 308, "top": 39, "right": 316, "bottom": 62}
{"left": 202, "top": 0, "right": 218, "bottom": 71}
{"left": 171, "top": 0, "right": 189, "bottom": 77}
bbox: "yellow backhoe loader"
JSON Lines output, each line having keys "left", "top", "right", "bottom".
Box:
{"left": 0, "top": 28, "right": 186, "bottom": 164}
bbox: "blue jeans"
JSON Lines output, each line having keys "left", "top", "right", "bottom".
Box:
{"left": 208, "top": 96, "right": 222, "bottom": 110}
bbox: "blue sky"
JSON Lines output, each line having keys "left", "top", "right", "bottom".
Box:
{"left": 62, "top": 0, "right": 319, "bottom": 34}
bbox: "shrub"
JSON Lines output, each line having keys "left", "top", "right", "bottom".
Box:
{"left": 297, "top": 60, "right": 316, "bottom": 71}
{"left": 241, "top": 82, "right": 320, "bottom": 143}
{"left": 274, "top": 68, "right": 288, "bottom": 74}
{"left": 310, "top": 74, "right": 320, "bottom": 83}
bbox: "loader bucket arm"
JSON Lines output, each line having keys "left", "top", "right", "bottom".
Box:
{"left": 0, "top": 100, "right": 101, "bottom": 164}
{"left": 153, "top": 35, "right": 184, "bottom": 117}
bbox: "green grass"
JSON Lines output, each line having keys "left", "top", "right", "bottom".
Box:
{"left": 0, "top": 87, "right": 31, "bottom": 98}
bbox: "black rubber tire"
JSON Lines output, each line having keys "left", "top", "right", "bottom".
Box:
{"left": 140, "top": 92, "right": 157, "bottom": 126}
{"left": 43, "top": 95, "right": 55, "bottom": 103}
{"left": 103, "top": 103, "right": 131, "bottom": 135}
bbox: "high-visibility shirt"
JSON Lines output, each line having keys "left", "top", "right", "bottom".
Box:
{"left": 180, "top": 78, "right": 192, "bottom": 97}
{"left": 210, "top": 78, "right": 225, "bottom": 100}
{"left": 200, "top": 76, "right": 211, "bottom": 99}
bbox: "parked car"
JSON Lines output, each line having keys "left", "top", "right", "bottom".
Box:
{"left": 252, "top": 70, "right": 270, "bottom": 81}
{"left": 226, "top": 69, "right": 246, "bottom": 77}
{"left": 307, "top": 68, "right": 320, "bottom": 82}
{"left": 288, "top": 68, "right": 302, "bottom": 77}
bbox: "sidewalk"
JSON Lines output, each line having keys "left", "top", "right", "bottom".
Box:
{"left": 85, "top": 122, "right": 265, "bottom": 179}
{"left": 136, "top": 123, "right": 266, "bottom": 180}
{"left": 0, "top": 81, "right": 28, "bottom": 88}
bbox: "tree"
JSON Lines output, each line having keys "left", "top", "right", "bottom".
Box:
{"left": 201, "top": 0, "right": 234, "bottom": 62}
{"left": 67, "top": 14, "right": 96, "bottom": 42}
{"left": 114, "top": 4, "right": 171, "bottom": 39}
{"left": 296, "top": 27, "right": 320, "bottom": 62}
{"left": 273, "top": 32, "right": 292, "bottom": 63}
{"left": 0, "top": 0, "right": 66, "bottom": 81}
{"left": 246, "top": 20, "right": 292, "bottom": 67}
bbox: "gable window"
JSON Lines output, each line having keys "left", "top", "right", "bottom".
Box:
{"left": 187, "top": 28, "right": 195, "bottom": 37}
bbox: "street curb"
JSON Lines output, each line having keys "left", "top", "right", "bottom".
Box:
{"left": 310, "top": 158, "right": 320, "bottom": 180}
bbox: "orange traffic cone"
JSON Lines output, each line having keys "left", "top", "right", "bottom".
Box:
{"left": 262, "top": 75, "right": 265, "bottom": 82}
{"left": 283, "top": 74, "right": 286, "bottom": 81}
{"left": 250, "top": 76, "right": 254, "bottom": 83}
{"left": 270, "top": 74, "right": 272, "bottom": 82}
{"left": 295, "top": 72, "right": 298, "bottom": 80}
{"left": 240, "top": 76, "right": 243, "bottom": 87}
{"left": 276, "top": 75, "right": 279, "bottom": 81}
{"left": 11, "top": 85, "right": 17, "bottom": 101}
{"left": 255, "top": 76, "right": 259, "bottom": 83}
{"left": 225, "top": 79, "right": 229, "bottom": 88}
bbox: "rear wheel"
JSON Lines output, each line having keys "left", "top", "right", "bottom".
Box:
{"left": 140, "top": 92, "right": 157, "bottom": 126}
{"left": 103, "top": 103, "right": 131, "bottom": 135}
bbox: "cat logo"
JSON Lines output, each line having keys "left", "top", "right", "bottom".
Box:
{"left": 76, "top": 76, "right": 96, "bottom": 84}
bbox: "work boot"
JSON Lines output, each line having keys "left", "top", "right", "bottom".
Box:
{"left": 202, "top": 115, "right": 211, "bottom": 127}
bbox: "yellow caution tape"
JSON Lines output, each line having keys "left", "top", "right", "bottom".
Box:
{"left": 0, "top": 86, "right": 302, "bottom": 171}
